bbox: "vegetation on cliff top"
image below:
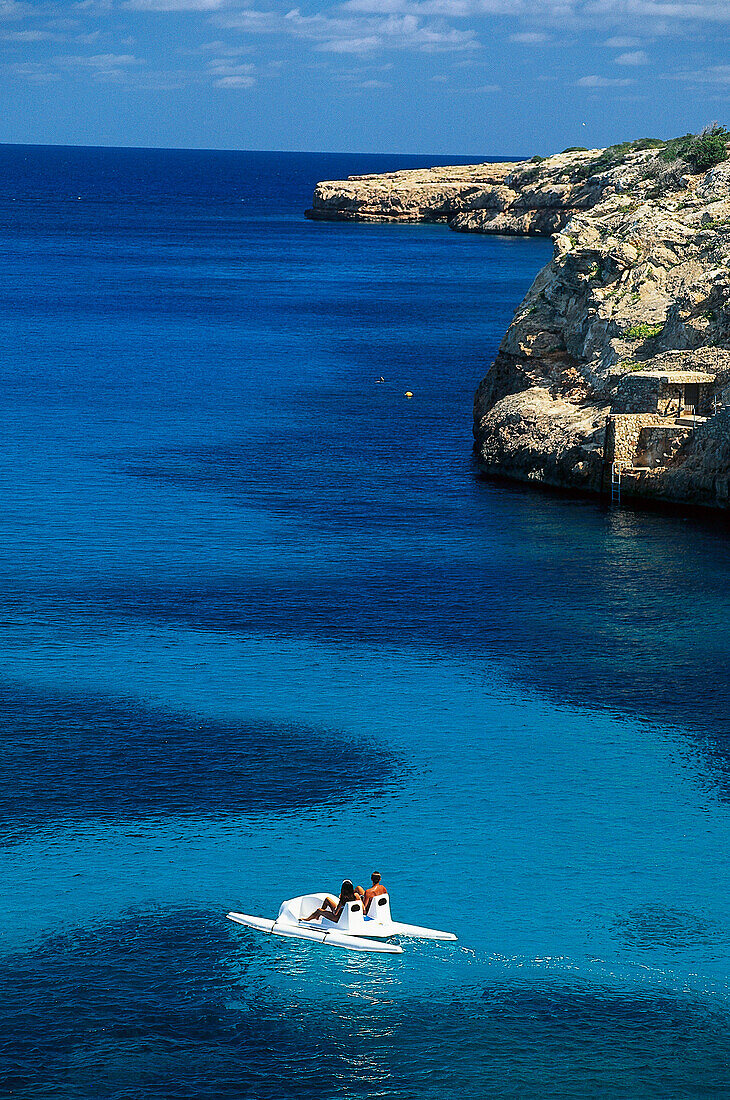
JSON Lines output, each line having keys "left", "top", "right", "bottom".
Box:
{"left": 660, "top": 125, "right": 730, "bottom": 173}
{"left": 518, "top": 127, "right": 728, "bottom": 189}
{"left": 571, "top": 125, "right": 729, "bottom": 183}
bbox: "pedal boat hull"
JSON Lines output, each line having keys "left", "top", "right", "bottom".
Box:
{"left": 227, "top": 910, "right": 403, "bottom": 953}
{"left": 227, "top": 891, "right": 457, "bottom": 952}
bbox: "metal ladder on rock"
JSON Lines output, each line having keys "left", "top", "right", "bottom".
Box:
{"left": 610, "top": 462, "right": 622, "bottom": 504}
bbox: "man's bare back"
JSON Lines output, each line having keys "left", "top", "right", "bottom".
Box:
{"left": 363, "top": 872, "right": 387, "bottom": 914}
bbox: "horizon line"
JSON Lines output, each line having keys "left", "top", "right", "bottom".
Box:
{"left": 0, "top": 138, "right": 528, "bottom": 161}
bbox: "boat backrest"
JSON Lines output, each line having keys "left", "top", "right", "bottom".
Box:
{"left": 367, "top": 892, "right": 392, "bottom": 923}
{"left": 279, "top": 894, "right": 374, "bottom": 933}
{"left": 337, "top": 900, "right": 366, "bottom": 933}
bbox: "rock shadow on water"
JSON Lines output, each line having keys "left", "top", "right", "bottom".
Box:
{"left": 0, "top": 683, "right": 399, "bottom": 834}
{"left": 3, "top": 910, "right": 730, "bottom": 1099}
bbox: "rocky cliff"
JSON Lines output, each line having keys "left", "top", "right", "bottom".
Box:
{"left": 306, "top": 151, "right": 617, "bottom": 236}
{"left": 309, "top": 132, "right": 730, "bottom": 509}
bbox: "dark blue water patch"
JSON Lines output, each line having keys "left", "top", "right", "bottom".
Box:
{"left": 0, "top": 685, "right": 399, "bottom": 833}
{"left": 59, "top": 530, "right": 730, "bottom": 735}
{"left": 611, "top": 906, "right": 719, "bottom": 953}
{"left": 3, "top": 910, "right": 730, "bottom": 1099}
{"left": 106, "top": 434, "right": 730, "bottom": 754}
{"left": 36, "top": 460, "right": 730, "bottom": 795}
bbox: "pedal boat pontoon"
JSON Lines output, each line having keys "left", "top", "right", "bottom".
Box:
{"left": 227, "top": 892, "right": 457, "bottom": 954}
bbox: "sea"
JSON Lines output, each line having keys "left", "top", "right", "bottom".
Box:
{"left": 1, "top": 144, "right": 730, "bottom": 1099}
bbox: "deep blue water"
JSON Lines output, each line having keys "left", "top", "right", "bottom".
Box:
{"left": 2, "top": 144, "right": 730, "bottom": 1098}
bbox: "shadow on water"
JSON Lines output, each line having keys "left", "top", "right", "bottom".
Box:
{"left": 80, "top": 445, "right": 730, "bottom": 775}
{"left": 3, "top": 909, "right": 730, "bottom": 1100}
{"left": 0, "top": 684, "right": 400, "bottom": 834}
{"left": 101, "top": 434, "right": 730, "bottom": 802}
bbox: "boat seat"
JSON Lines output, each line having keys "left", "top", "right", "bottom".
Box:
{"left": 320, "top": 900, "right": 366, "bottom": 934}
{"left": 366, "top": 893, "right": 392, "bottom": 923}
{"left": 292, "top": 898, "right": 366, "bottom": 934}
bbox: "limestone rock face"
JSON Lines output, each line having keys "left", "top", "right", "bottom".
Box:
{"left": 473, "top": 152, "right": 730, "bottom": 505}
{"left": 473, "top": 385, "right": 608, "bottom": 489}
{"left": 306, "top": 151, "right": 611, "bottom": 235}
{"left": 308, "top": 141, "right": 730, "bottom": 508}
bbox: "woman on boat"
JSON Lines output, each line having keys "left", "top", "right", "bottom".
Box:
{"left": 302, "top": 880, "right": 362, "bottom": 923}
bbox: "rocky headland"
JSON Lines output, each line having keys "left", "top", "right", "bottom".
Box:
{"left": 306, "top": 151, "right": 611, "bottom": 236}
{"left": 308, "top": 130, "right": 730, "bottom": 510}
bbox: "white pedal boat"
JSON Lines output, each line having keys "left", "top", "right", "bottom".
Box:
{"left": 227, "top": 892, "right": 457, "bottom": 954}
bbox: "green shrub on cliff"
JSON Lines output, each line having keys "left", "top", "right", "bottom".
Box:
{"left": 631, "top": 138, "right": 665, "bottom": 150}
{"left": 517, "top": 165, "right": 543, "bottom": 185}
{"left": 688, "top": 126, "right": 730, "bottom": 172}
{"left": 574, "top": 138, "right": 660, "bottom": 180}
{"left": 575, "top": 129, "right": 728, "bottom": 186}
{"left": 625, "top": 322, "right": 664, "bottom": 340}
{"left": 659, "top": 125, "right": 730, "bottom": 173}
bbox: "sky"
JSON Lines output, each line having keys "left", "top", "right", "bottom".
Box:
{"left": 0, "top": 0, "right": 729, "bottom": 154}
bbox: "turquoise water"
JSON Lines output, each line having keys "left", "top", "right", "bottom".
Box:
{"left": 2, "top": 146, "right": 730, "bottom": 1097}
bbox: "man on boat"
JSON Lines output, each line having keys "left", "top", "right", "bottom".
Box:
{"left": 363, "top": 871, "right": 388, "bottom": 915}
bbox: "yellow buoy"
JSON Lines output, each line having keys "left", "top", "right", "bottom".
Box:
{"left": 404, "top": 391, "right": 413, "bottom": 398}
